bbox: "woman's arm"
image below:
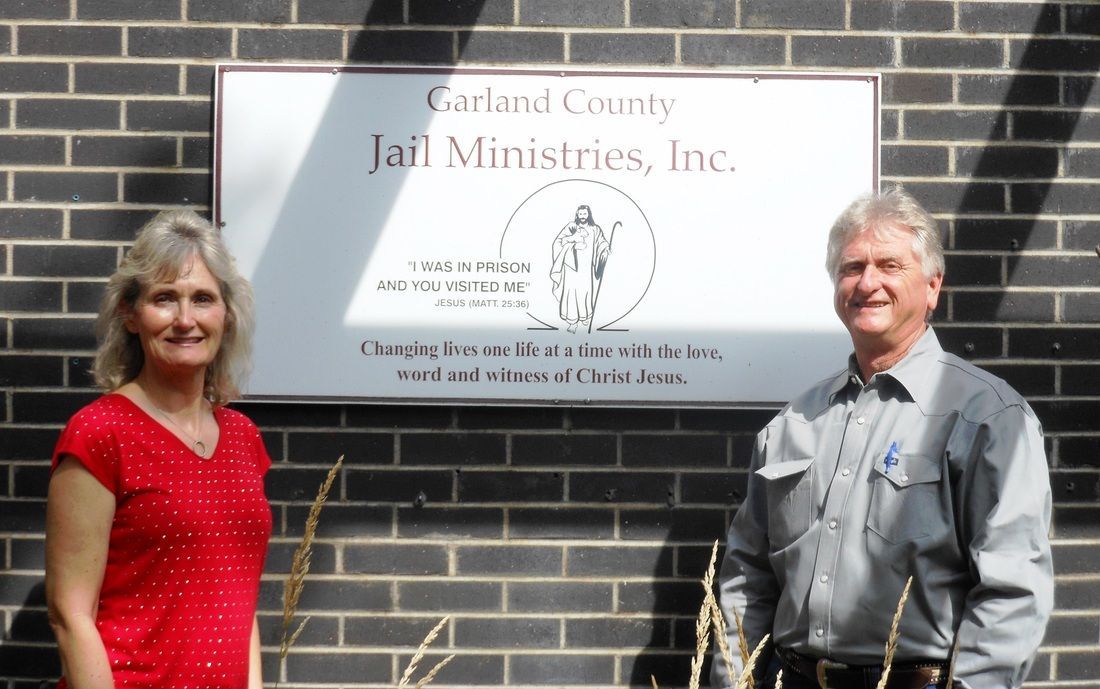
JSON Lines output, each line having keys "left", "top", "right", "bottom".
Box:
{"left": 247, "top": 615, "right": 263, "bottom": 689}
{"left": 46, "top": 456, "right": 116, "bottom": 689}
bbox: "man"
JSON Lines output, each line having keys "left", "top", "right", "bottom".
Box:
{"left": 550, "top": 204, "right": 610, "bottom": 333}
{"left": 711, "top": 188, "right": 1052, "bottom": 689}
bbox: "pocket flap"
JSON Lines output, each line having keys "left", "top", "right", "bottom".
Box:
{"left": 872, "top": 451, "right": 940, "bottom": 488}
{"left": 756, "top": 457, "right": 814, "bottom": 481}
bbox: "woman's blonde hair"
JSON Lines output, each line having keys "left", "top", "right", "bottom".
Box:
{"left": 93, "top": 210, "right": 255, "bottom": 406}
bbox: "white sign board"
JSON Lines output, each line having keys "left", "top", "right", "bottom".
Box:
{"left": 214, "top": 66, "right": 879, "bottom": 406}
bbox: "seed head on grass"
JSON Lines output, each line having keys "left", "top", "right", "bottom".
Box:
{"left": 735, "top": 634, "right": 770, "bottom": 689}
{"left": 400, "top": 616, "right": 454, "bottom": 689}
{"left": 689, "top": 542, "right": 720, "bottom": 689}
{"left": 875, "top": 576, "right": 913, "bottom": 689}
{"left": 279, "top": 455, "right": 343, "bottom": 661}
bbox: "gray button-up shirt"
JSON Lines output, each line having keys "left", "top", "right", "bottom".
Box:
{"left": 712, "top": 328, "right": 1053, "bottom": 689}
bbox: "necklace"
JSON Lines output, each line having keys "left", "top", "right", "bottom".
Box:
{"left": 142, "top": 393, "right": 212, "bottom": 459}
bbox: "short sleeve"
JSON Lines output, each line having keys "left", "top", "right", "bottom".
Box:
{"left": 52, "top": 404, "right": 120, "bottom": 495}
{"left": 254, "top": 424, "right": 272, "bottom": 475}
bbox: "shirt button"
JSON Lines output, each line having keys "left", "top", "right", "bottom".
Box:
{"left": 901, "top": 473, "right": 909, "bottom": 482}
{"left": 828, "top": 519, "right": 838, "bottom": 529}
{"left": 819, "top": 574, "right": 829, "bottom": 583}
{"left": 841, "top": 468, "right": 851, "bottom": 476}
{"left": 856, "top": 416, "right": 866, "bottom": 425}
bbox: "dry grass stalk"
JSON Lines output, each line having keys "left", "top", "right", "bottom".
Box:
{"left": 399, "top": 616, "right": 451, "bottom": 689}
{"left": 945, "top": 633, "right": 960, "bottom": 689}
{"left": 279, "top": 454, "right": 344, "bottom": 661}
{"left": 774, "top": 669, "right": 783, "bottom": 689}
{"left": 735, "top": 633, "right": 770, "bottom": 689}
{"left": 732, "top": 608, "right": 751, "bottom": 667}
{"left": 689, "top": 542, "right": 720, "bottom": 689}
{"left": 702, "top": 540, "right": 738, "bottom": 686}
{"left": 650, "top": 675, "right": 660, "bottom": 689}
{"left": 414, "top": 654, "right": 455, "bottom": 689}
{"left": 874, "top": 576, "right": 913, "bottom": 689}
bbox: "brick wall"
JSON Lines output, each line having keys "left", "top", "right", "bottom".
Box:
{"left": 2, "top": 0, "right": 1099, "bottom": 686}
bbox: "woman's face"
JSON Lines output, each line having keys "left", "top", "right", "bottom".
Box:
{"left": 125, "top": 255, "right": 227, "bottom": 377}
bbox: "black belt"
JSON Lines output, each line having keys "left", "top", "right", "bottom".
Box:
{"left": 775, "top": 646, "right": 949, "bottom": 689}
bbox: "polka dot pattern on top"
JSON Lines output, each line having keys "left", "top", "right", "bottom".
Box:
{"left": 52, "top": 394, "right": 272, "bottom": 689}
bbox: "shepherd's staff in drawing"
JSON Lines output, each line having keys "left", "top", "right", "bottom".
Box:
{"left": 587, "top": 220, "right": 620, "bottom": 334}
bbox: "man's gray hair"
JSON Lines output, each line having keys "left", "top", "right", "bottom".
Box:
{"left": 825, "top": 187, "right": 945, "bottom": 283}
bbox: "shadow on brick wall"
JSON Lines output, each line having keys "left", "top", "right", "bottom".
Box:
{"left": 0, "top": 581, "right": 58, "bottom": 688}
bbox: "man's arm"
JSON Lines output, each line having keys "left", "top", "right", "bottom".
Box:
{"left": 711, "top": 430, "right": 780, "bottom": 689}
{"left": 952, "top": 404, "right": 1053, "bottom": 689}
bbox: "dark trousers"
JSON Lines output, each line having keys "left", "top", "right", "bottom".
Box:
{"left": 759, "top": 658, "right": 944, "bottom": 689}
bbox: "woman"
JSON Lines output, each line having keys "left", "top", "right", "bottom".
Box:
{"left": 46, "top": 210, "right": 271, "bottom": 689}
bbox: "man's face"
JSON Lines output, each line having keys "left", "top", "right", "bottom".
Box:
{"left": 577, "top": 207, "right": 589, "bottom": 223}
{"left": 833, "top": 223, "right": 942, "bottom": 357}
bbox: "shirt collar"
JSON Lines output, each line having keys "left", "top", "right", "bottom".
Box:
{"left": 829, "top": 327, "right": 944, "bottom": 405}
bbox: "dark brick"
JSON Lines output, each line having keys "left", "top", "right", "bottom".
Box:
{"left": 903, "top": 181, "right": 1005, "bottom": 214}
{"left": 348, "top": 30, "right": 454, "bottom": 63}
{"left": 0, "top": 0, "right": 68, "bottom": 18}
{"left": 622, "top": 434, "right": 725, "bottom": 467}
{"left": 566, "top": 618, "right": 670, "bottom": 647}
{"left": 0, "top": 209, "right": 62, "bottom": 240}
{"left": 679, "top": 408, "right": 774, "bottom": 433}
{"left": 1066, "top": 148, "right": 1100, "bottom": 177}
{"left": 512, "top": 433, "right": 616, "bottom": 466}
{"left": 16, "top": 98, "right": 120, "bottom": 130}
{"left": 625, "top": 654, "right": 695, "bottom": 689}
{"left": 1064, "top": 293, "right": 1100, "bottom": 323}
{"left": 977, "top": 364, "right": 1054, "bottom": 397}
{"left": 232, "top": 401, "right": 342, "bottom": 426}
{"left": 13, "top": 464, "right": 50, "bottom": 498}
{"left": 288, "top": 431, "right": 394, "bottom": 464}
{"left": 1033, "top": 400, "right": 1100, "bottom": 433}
{"left": 345, "top": 403, "right": 453, "bottom": 428}
{"left": 631, "top": 0, "right": 733, "bottom": 27}
{"left": 344, "top": 542, "right": 449, "bottom": 574}
{"left": 238, "top": 28, "right": 343, "bottom": 60}
{"left": 619, "top": 580, "right": 699, "bottom": 613}
{"left": 569, "top": 470, "right": 672, "bottom": 503}
{"left": 961, "top": 2, "right": 1060, "bottom": 33}
{"left": 396, "top": 505, "right": 504, "bottom": 538}
{"left": 299, "top": 0, "right": 403, "bottom": 24}
{"left": 741, "top": 0, "right": 843, "bottom": 29}
{"left": 296, "top": 577, "right": 392, "bottom": 611}
{"left": 182, "top": 136, "right": 211, "bottom": 167}
{"left": 933, "top": 325, "right": 1004, "bottom": 359}
{"left": 11, "top": 537, "right": 45, "bottom": 569}
{"left": 882, "top": 144, "right": 949, "bottom": 177}
{"left": 401, "top": 432, "right": 505, "bottom": 465}
{"left": 77, "top": 0, "right": 180, "bottom": 19}
{"left": 1014, "top": 111, "right": 1100, "bottom": 143}
{"left": 1011, "top": 328, "right": 1100, "bottom": 360}
{"left": 509, "top": 507, "right": 614, "bottom": 538}
{"left": 1056, "top": 578, "right": 1100, "bottom": 611}
{"left": 1014, "top": 182, "right": 1100, "bottom": 216}
{"left": 345, "top": 615, "right": 450, "bottom": 646}
{"left": 620, "top": 507, "right": 726, "bottom": 541}
{"left": 881, "top": 109, "right": 899, "bottom": 140}
{"left": 189, "top": 0, "right": 291, "bottom": 22}
{"left": 13, "top": 391, "right": 98, "bottom": 423}
{"left": 127, "top": 99, "right": 211, "bottom": 132}
{"left": 1064, "top": 75, "right": 1100, "bottom": 108}
{"left": 410, "top": 0, "right": 512, "bottom": 24}
{"left": 0, "top": 281, "right": 63, "bottom": 312}
{"left": 954, "top": 218, "right": 1057, "bottom": 251}
{"left": 14, "top": 245, "right": 119, "bottom": 278}
{"left": 128, "top": 26, "right": 232, "bottom": 58}
{"left": 957, "top": 146, "right": 1058, "bottom": 179}
{"left": 67, "top": 355, "right": 99, "bottom": 386}
{"left": 0, "top": 135, "right": 65, "bottom": 165}
{"left": 792, "top": 36, "right": 893, "bottom": 67}
{"left": 681, "top": 35, "right": 786, "bottom": 66}
{"left": 265, "top": 466, "right": 338, "bottom": 501}
{"left": 1054, "top": 543, "right": 1100, "bottom": 574}
{"left": 71, "top": 209, "right": 154, "bottom": 241}
{"left": 1066, "top": 4, "right": 1100, "bottom": 33}
{"left": 1050, "top": 469, "right": 1099, "bottom": 502}
{"left": 18, "top": 25, "right": 121, "bottom": 55}
{"left": 456, "top": 406, "right": 564, "bottom": 430}
{"left": 257, "top": 610, "right": 338, "bottom": 645}
{"left": 15, "top": 171, "right": 117, "bottom": 203}
{"left": 682, "top": 471, "right": 745, "bottom": 505}
{"left": 72, "top": 135, "right": 178, "bottom": 167}
{"left": 951, "top": 291, "right": 1054, "bottom": 322}
{"left": 0, "top": 644, "right": 59, "bottom": 679}
{"left": 284, "top": 652, "right": 389, "bottom": 683}
{"left": 394, "top": 654, "right": 504, "bottom": 686}
{"left": 521, "top": 0, "right": 622, "bottom": 26}
{"left": 456, "top": 545, "right": 562, "bottom": 575}
{"left": 567, "top": 544, "right": 671, "bottom": 576}
{"left": 345, "top": 467, "right": 452, "bottom": 503}
{"left": 75, "top": 63, "right": 180, "bottom": 95}
{"left": 458, "top": 469, "right": 563, "bottom": 502}
{"left": 1064, "top": 220, "right": 1100, "bottom": 251}
{"left": 1008, "top": 255, "right": 1100, "bottom": 288}
{"left": 571, "top": 34, "right": 675, "bottom": 65}
{"left": 0, "top": 355, "right": 64, "bottom": 385}
{"left": 904, "top": 110, "right": 1007, "bottom": 142}
{"left": 1044, "top": 616, "right": 1100, "bottom": 646}
{"left": 1061, "top": 365, "right": 1100, "bottom": 396}
{"left": 850, "top": 0, "right": 953, "bottom": 31}
{"left": 904, "top": 38, "right": 1003, "bottom": 69}
{"left": 1054, "top": 505, "right": 1100, "bottom": 538}
{"left": 398, "top": 580, "right": 502, "bottom": 611}
{"left": 0, "top": 428, "right": 58, "bottom": 460}
{"left": 186, "top": 64, "right": 216, "bottom": 96}
{"left": 283, "top": 503, "right": 390, "bottom": 538}
{"left": 1013, "top": 39, "right": 1100, "bottom": 72}
{"left": 454, "top": 618, "right": 561, "bottom": 649}
{"left": 0, "top": 501, "right": 47, "bottom": 532}
{"left": 124, "top": 171, "right": 209, "bottom": 205}
{"left": 574, "top": 408, "right": 677, "bottom": 431}
{"left": 264, "top": 540, "right": 336, "bottom": 573}
{"left": 510, "top": 654, "right": 614, "bottom": 684}
{"left": 882, "top": 73, "right": 952, "bottom": 105}
{"left": 958, "top": 74, "right": 1060, "bottom": 106}
{"left": 0, "top": 62, "right": 68, "bottom": 92}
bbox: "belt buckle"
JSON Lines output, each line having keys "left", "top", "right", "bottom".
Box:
{"left": 814, "top": 658, "right": 848, "bottom": 689}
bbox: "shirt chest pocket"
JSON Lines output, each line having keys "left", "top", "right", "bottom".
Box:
{"left": 867, "top": 451, "right": 948, "bottom": 544}
{"left": 757, "top": 458, "right": 814, "bottom": 550}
